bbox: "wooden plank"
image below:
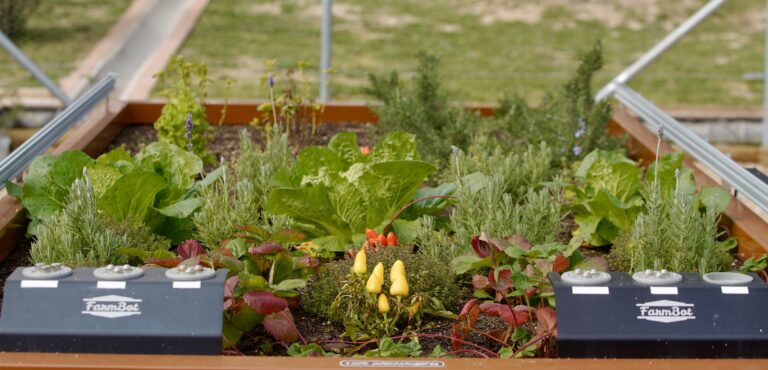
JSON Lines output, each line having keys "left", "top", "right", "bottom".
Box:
{"left": 1, "top": 352, "right": 767, "bottom": 370}
{"left": 610, "top": 106, "right": 768, "bottom": 258}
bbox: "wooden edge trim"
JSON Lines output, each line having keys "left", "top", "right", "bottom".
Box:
{"left": 1, "top": 352, "right": 767, "bottom": 370}
{"left": 610, "top": 106, "right": 768, "bottom": 258}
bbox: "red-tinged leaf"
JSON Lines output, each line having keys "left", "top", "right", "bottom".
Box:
{"left": 470, "top": 235, "right": 490, "bottom": 258}
{"left": 270, "top": 229, "right": 306, "bottom": 244}
{"left": 262, "top": 309, "right": 299, "bottom": 343}
{"left": 298, "top": 256, "right": 320, "bottom": 270}
{"left": 458, "top": 298, "right": 480, "bottom": 320}
{"left": 216, "top": 247, "right": 234, "bottom": 257}
{"left": 535, "top": 307, "right": 557, "bottom": 336}
{"left": 223, "top": 298, "right": 233, "bottom": 311}
{"left": 249, "top": 243, "right": 286, "bottom": 255}
{"left": 224, "top": 276, "right": 239, "bottom": 299}
{"left": 472, "top": 274, "right": 490, "bottom": 289}
{"left": 488, "top": 329, "right": 508, "bottom": 343}
{"left": 145, "top": 257, "right": 183, "bottom": 268}
{"left": 479, "top": 303, "right": 531, "bottom": 327}
{"left": 490, "top": 268, "right": 513, "bottom": 292}
{"left": 525, "top": 287, "right": 539, "bottom": 299}
{"left": 178, "top": 239, "right": 205, "bottom": 259}
{"left": 243, "top": 291, "right": 288, "bottom": 314}
{"left": 506, "top": 235, "right": 531, "bottom": 250}
{"left": 450, "top": 324, "right": 465, "bottom": 351}
{"left": 553, "top": 255, "right": 569, "bottom": 273}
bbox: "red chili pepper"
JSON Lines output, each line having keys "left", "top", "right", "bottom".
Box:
{"left": 386, "top": 232, "right": 398, "bottom": 247}
{"left": 377, "top": 234, "right": 388, "bottom": 247}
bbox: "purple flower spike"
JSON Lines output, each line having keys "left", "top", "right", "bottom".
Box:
{"left": 657, "top": 125, "right": 664, "bottom": 139}
{"left": 451, "top": 145, "right": 460, "bottom": 155}
{"left": 572, "top": 145, "right": 582, "bottom": 156}
{"left": 574, "top": 116, "right": 587, "bottom": 138}
{"left": 268, "top": 73, "right": 274, "bottom": 88}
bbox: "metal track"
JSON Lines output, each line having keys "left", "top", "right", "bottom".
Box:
{"left": 612, "top": 83, "right": 768, "bottom": 212}
{"left": 0, "top": 73, "right": 116, "bottom": 188}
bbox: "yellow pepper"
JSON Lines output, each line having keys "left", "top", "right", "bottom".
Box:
{"left": 372, "top": 262, "right": 384, "bottom": 284}
{"left": 353, "top": 248, "right": 367, "bottom": 275}
{"left": 378, "top": 294, "right": 390, "bottom": 313}
{"left": 390, "top": 276, "right": 409, "bottom": 297}
{"left": 390, "top": 260, "right": 405, "bottom": 284}
{"left": 366, "top": 271, "right": 382, "bottom": 293}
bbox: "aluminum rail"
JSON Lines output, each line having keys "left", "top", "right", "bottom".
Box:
{"left": 0, "top": 31, "right": 72, "bottom": 106}
{"left": 595, "top": 0, "right": 726, "bottom": 101}
{"left": 0, "top": 73, "right": 116, "bottom": 189}
{"left": 612, "top": 83, "right": 768, "bottom": 212}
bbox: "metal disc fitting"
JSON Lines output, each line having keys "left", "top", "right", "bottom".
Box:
{"left": 165, "top": 264, "right": 215, "bottom": 281}
{"left": 560, "top": 268, "right": 612, "bottom": 285}
{"left": 632, "top": 269, "right": 682, "bottom": 285}
{"left": 22, "top": 263, "right": 73, "bottom": 279}
{"left": 703, "top": 272, "right": 753, "bottom": 285}
{"left": 93, "top": 264, "right": 144, "bottom": 280}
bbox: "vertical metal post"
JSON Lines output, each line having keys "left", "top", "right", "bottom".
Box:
{"left": 0, "top": 31, "right": 72, "bottom": 106}
{"left": 596, "top": 0, "right": 726, "bottom": 101}
{"left": 763, "top": 0, "right": 768, "bottom": 148}
{"left": 320, "top": 0, "right": 332, "bottom": 102}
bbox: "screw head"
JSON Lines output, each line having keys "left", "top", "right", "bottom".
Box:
{"left": 114, "top": 266, "right": 124, "bottom": 274}
{"left": 194, "top": 265, "right": 204, "bottom": 272}
{"left": 35, "top": 262, "right": 45, "bottom": 269}
{"left": 185, "top": 267, "right": 195, "bottom": 274}
{"left": 106, "top": 264, "right": 115, "bottom": 271}
{"left": 574, "top": 268, "right": 583, "bottom": 275}
{"left": 660, "top": 269, "right": 669, "bottom": 275}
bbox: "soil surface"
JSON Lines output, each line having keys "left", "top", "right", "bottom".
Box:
{"left": 109, "top": 123, "right": 375, "bottom": 167}
{"left": 0, "top": 241, "right": 30, "bottom": 311}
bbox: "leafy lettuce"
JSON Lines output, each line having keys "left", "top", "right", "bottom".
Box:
{"left": 267, "top": 132, "right": 436, "bottom": 252}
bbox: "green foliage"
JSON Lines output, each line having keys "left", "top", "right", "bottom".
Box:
{"left": 154, "top": 55, "right": 213, "bottom": 162}
{"left": 194, "top": 128, "right": 294, "bottom": 248}
{"left": 570, "top": 149, "right": 732, "bottom": 247}
{"left": 16, "top": 143, "right": 205, "bottom": 244}
{"left": 608, "top": 182, "right": 735, "bottom": 273}
{"left": 364, "top": 52, "right": 481, "bottom": 167}
{"left": 30, "top": 175, "right": 169, "bottom": 266}
{"left": 489, "top": 42, "right": 622, "bottom": 166}
{"left": 363, "top": 337, "right": 422, "bottom": 358}
{"left": 741, "top": 255, "right": 768, "bottom": 274}
{"left": 303, "top": 246, "right": 460, "bottom": 331}
{"left": 0, "top": 0, "right": 41, "bottom": 39}
{"left": 267, "top": 131, "right": 437, "bottom": 252}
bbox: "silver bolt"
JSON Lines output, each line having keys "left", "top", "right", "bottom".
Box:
{"left": 51, "top": 263, "right": 61, "bottom": 270}
{"left": 114, "top": 266, "right": 124, "bottom": 274}
{"left": 123, "top": 264, "right": 132, "bottom": 272}
{"left": 185, "top": 267, "right": 195, "bottom": 274}
{"left": 660, "top": 269, "right": 669, "bottom": 276}
{"left": 194, "top": 265, "right": 204, "bottom": 272}
{"left": 654, "top": 271, "right": 663, "bottom": 278}
{"left": 574, "top": 269, "right": 583, "bottom": 275}
{"left": 589, "top": 269, "right": 598, "bottom": 275}
{"left": 42, "top": 264, "right": 51, "bottom": 272}
{"left": 177, "top": 265, "right": 186, "bottom": 271}
{"left": 106, "top": 264, "right": 115, "bottom": 271}
{"left": 35, "top": 262, "right": 45, "bottom": 269}
{"left": 645, "top": 269, "right": 653, "bottom": 276}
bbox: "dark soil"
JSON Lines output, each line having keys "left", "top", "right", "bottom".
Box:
{"left": 109, "top": 123, "right": 375, "bottom": 168}
{"left": 0, "top": 241, "right": 30, "bottom": 311}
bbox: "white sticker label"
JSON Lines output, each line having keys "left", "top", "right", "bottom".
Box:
{"left": 571, "top": 286, "right": 609, "bottom": 295}
{"left": 97, "top": 281, "right": 126, "bottom": 289}
{"left": 650, "top": 286, "right": 678, "bottom": 295}
{"left": 340, "top": 360, "right": 445, "bottom": 368}
{"left": 173, "top": 281, "right": 201, "bottom": 289}
{"left": 721, "top": 286, "right": 749, "bottom": 295}
{"left": 20, "top": 280, "right": 58, "bottom": 288}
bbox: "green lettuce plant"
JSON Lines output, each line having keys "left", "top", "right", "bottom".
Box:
{"left": 14, "top": 143, "right": 206, "bottom": 244}
{"left": 267, "top": 131, "right": 437, "bottom": 252}
{"left": 569, "top": 149, "right": 730, "bottom": 247}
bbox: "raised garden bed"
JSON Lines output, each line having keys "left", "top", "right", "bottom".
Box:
{"left": 0, "top": 100, "right": 767, "bottom": 369}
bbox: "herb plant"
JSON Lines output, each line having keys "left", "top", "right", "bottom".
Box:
{"left": 364, "top": 52, "right": 481, "bottom": 167}
{"left": 154, "top": 55, "right": 213, "bottom": 163}
{"left": 30, "top": 172, "right": 170, "bottom": 266}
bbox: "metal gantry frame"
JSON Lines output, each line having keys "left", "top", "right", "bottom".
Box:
{"left": 0, "top": 31, "right": 72, "bottom": 106}
{"left": 597, "top": 0, "right": 768, "bottom": 213}
{"left": 0, "top": 73, "right": 115, "bottom": 189}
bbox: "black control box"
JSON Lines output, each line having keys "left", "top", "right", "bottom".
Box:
{"left": 0, "top": 265, "right": 227, "bottom": 355}
{"left": 549, "top": 270, "right": 768, "bottom": 358}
